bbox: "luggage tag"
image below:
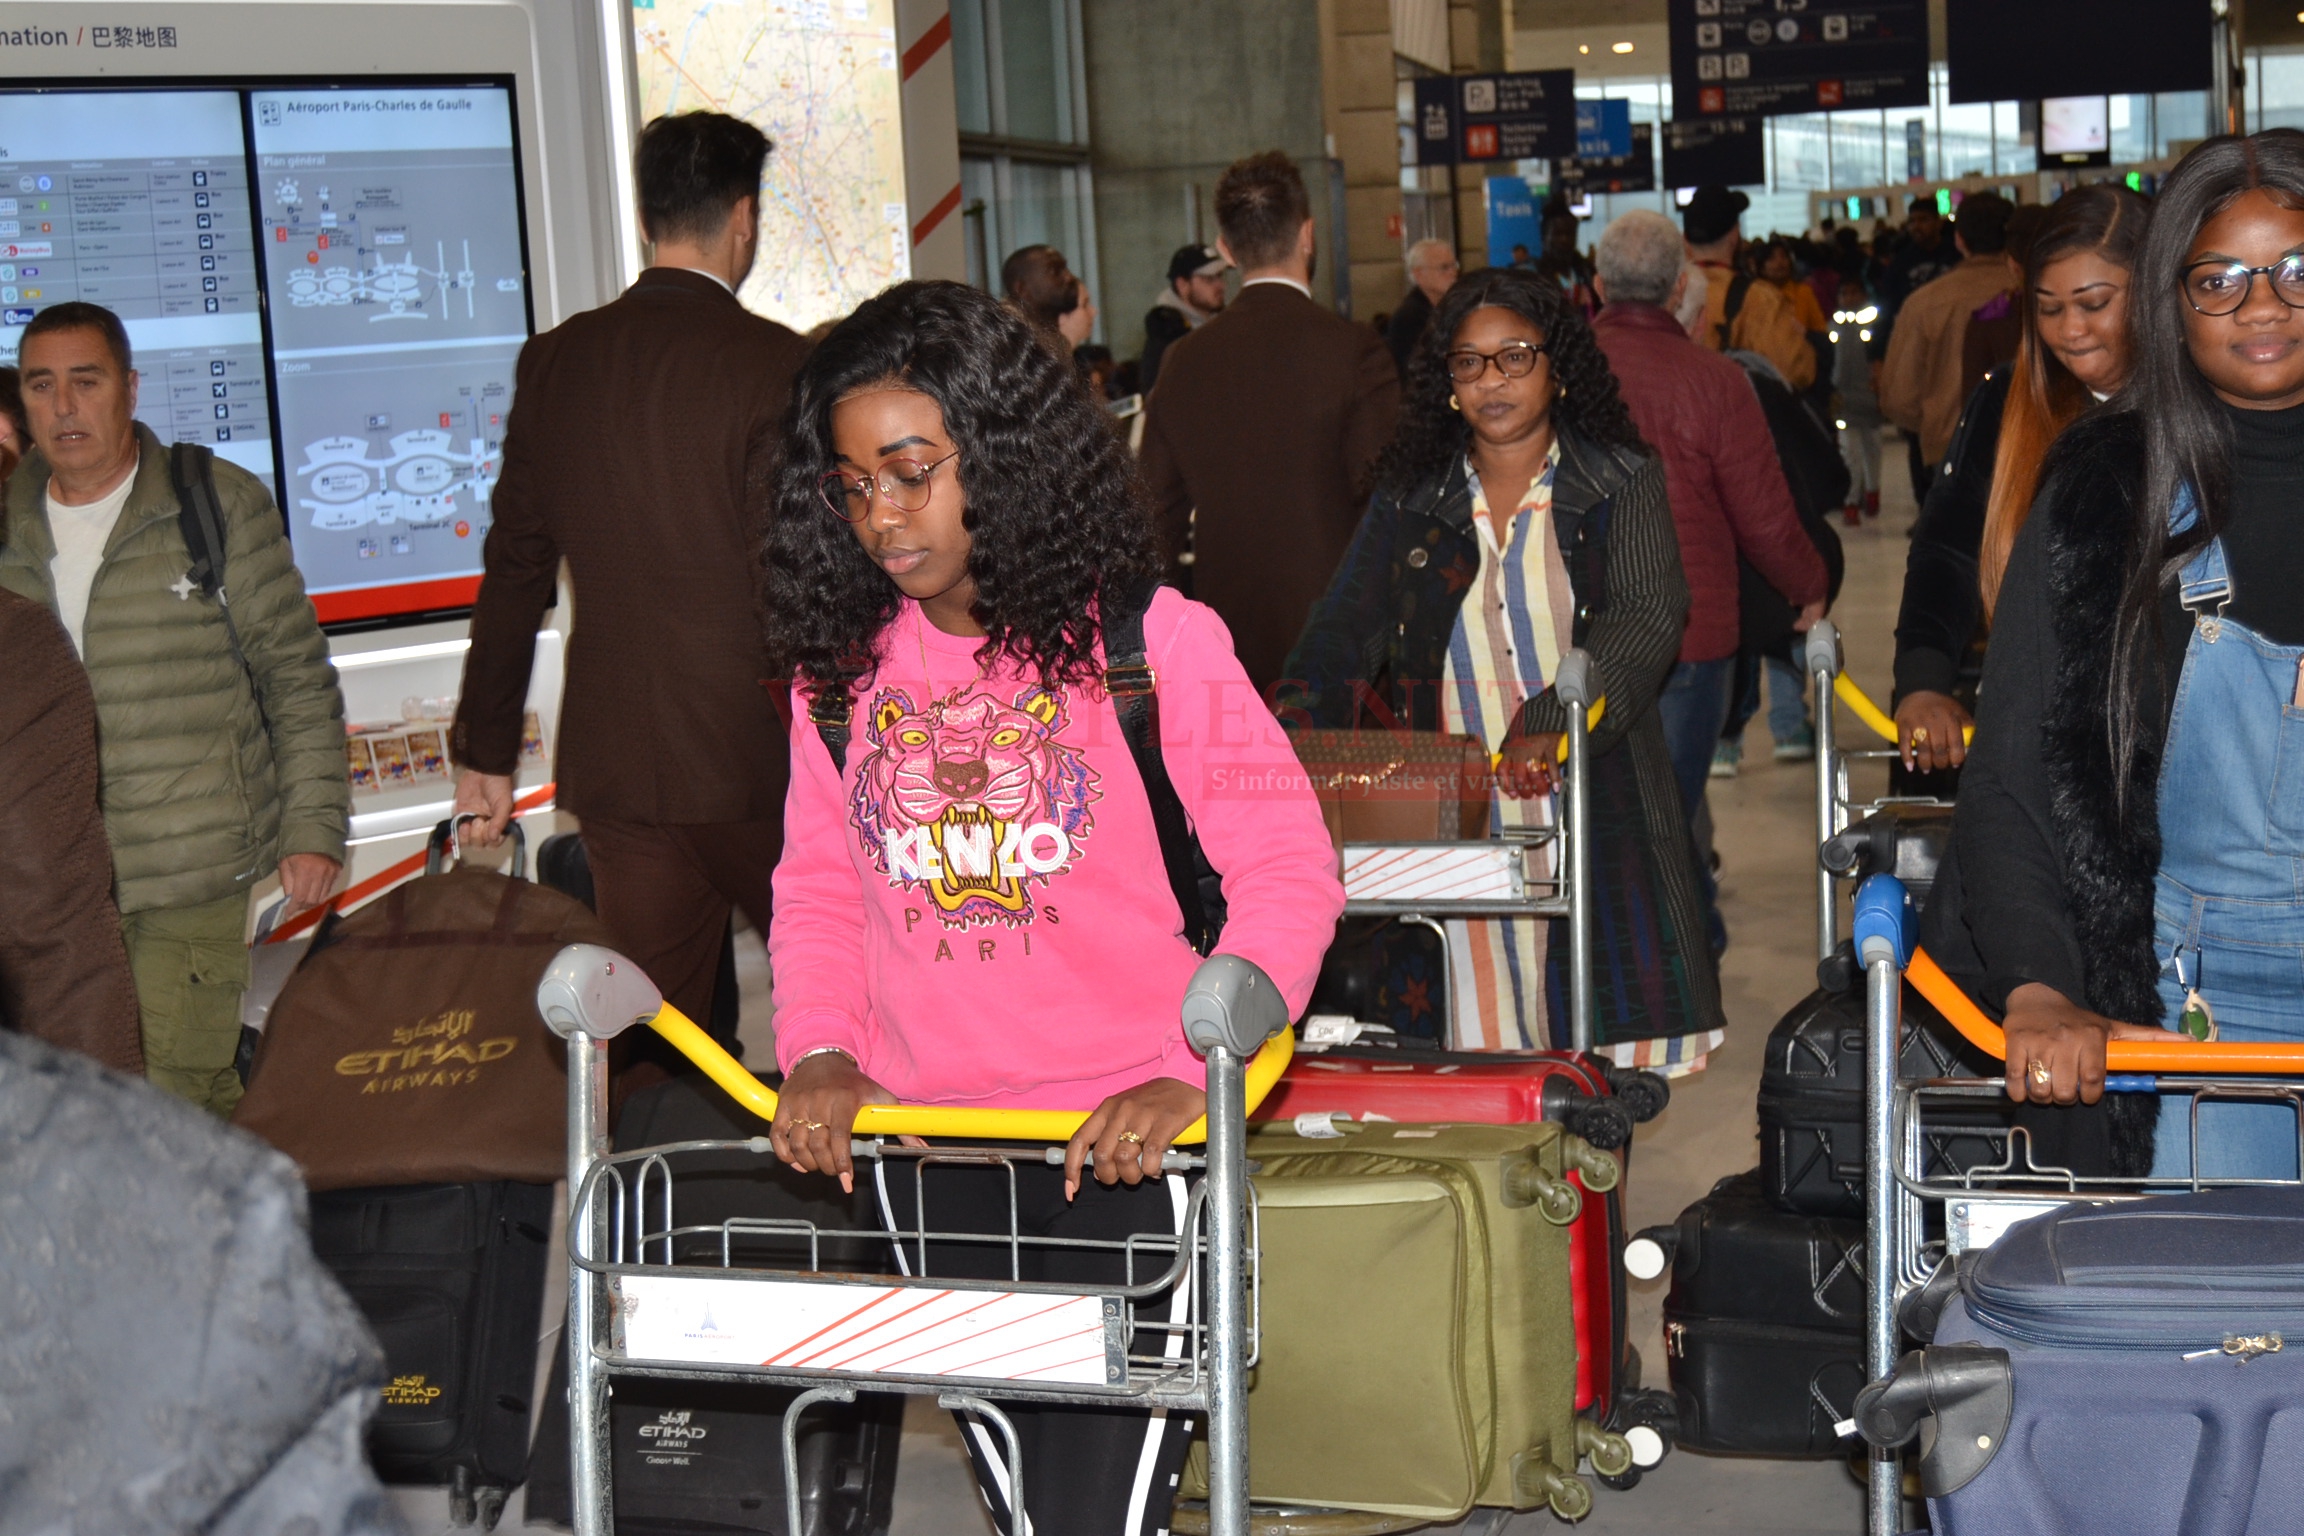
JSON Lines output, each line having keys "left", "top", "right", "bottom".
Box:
{"left": 2171, "top": 948, "right": 2218, "bottom": 1043}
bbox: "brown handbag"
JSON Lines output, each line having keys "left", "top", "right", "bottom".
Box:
{"left": 231, "top": 865, "right": 615, "bottom": 1191}
{"left": 1291, "top": 729, "right": 1493, "bottom": 845}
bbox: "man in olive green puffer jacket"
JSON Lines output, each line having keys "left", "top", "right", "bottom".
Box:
{"left": 0, "top": 303, "right": 348, "bottom": 1114}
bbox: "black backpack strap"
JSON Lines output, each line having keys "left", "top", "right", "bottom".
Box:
{"left": 1716, "top": 272, "right": 1753, "bottom": 350}
{"left": 168, "top": 441, "right": 262, "bottom": 720}
{"left": 807, "top": 687, "right": 853, "bottom": 775}
{"left": 1103, "top": 590, "right": 1221, "bottom": 956}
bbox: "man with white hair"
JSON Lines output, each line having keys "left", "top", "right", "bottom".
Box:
{"left": 1384, "top": 237, "right": 1460, "bottom": 373}
{"left": 1590, "top": 210, "right": 1826, "bottom": 945}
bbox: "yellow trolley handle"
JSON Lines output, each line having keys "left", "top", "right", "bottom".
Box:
{"left": 1830, "top": 673, "right": 1974, "bottom": 748}
{"left": 535, "top": 943, "right": 1294, "bottom": 1146}
{"left": 644, "top": 1002, "right": 1293, "bottom": 1145}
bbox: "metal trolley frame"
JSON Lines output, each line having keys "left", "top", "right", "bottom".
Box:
{"left": 1335, "top": 648, "right": 1604, "bottom": 1053}
{"left": 534, "top": 945, "right": 1292, "bottom": 1536}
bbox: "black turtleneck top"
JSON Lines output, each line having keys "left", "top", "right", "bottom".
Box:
{"left": 2217, "top": 398, "right": 2304, "bottom": 647}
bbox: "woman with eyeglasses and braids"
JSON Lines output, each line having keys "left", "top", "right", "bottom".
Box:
{"left": 758, "top": 280, "right": 1341, "bottom": 1536}
{"left": 1926, "top": 131, "right": 2304, "bottom": 1182}
{"left": 1279, "top": 266, "right": 1724, "bottom": 1070}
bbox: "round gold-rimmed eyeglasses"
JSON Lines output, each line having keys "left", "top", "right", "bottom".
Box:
{"left": 819, "top": 449, "right": 961, "bottom": 522}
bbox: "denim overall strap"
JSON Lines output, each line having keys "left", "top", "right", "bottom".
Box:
{"left": 2149, "top": 487, "right": 2304, "bottom": 1179}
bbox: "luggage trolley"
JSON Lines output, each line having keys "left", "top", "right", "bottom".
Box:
{"left": 1334, "top": 649, "right": 1605, "bottom": 1053}
{"left": 534, "top": 945, "right": 1292, "bottom": 1536}
{"left": 1841, "top": 876, "right": 2304, "bottom": 1536}
{"left": 1802, "top": 618, "right": 1949, "bottom": 966}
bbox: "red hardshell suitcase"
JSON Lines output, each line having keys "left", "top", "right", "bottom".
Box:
{"left": 1257, "top": 1045, "right": 1670, "bottom": 1435}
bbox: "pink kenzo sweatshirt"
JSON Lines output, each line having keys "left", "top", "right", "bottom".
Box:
{"left": 769, "top": 587, "right": 1344, "bottom": 1109}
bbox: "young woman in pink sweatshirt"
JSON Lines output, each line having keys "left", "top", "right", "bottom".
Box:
{"left": 758, "top": 280, "right": 1342, "bottom": 1536}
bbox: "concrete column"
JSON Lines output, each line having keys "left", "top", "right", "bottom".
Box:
{"left": 1081, "top": 0, "right": 1332, "bottom": 361}
{"left": 1320, "top": 0, "right": 1406, "bottom": 322}
{"left": 1449, "top": 0, "right": 1511, "bottom": 270}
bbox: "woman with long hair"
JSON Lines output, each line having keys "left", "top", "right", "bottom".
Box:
{"left": 758, "top": 281, "right": 1342, "bottom": 1536}
{"left": 1280, "top": 267, "right": 1722, "bottom": 1067}
{"left": 1892, "top": 184, "right": 2149, "bottom": 775}
{"left": 1926, "top": 132, "right": 2304, "bottom": 1180}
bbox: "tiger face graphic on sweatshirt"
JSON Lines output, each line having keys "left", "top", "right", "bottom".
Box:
{"left": 848, "top": 682, "right": 1100, "bottom": 929}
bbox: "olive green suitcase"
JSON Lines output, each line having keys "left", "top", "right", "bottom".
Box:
{"left": 1181, "top": 1121, "right": 1630, "bottom": 1531}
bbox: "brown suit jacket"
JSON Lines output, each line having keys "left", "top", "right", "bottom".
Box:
{"left": 1139, "top": 282, "right": 1401, "bottom": 693}
{"left": 0, "top": 588, "right": 143, "bottom": 1074}
{"left": 453, "top": 269, "right": 809, "bottom": 823}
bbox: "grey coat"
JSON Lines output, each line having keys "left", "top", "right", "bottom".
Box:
{"left": 0, "top": 1028, "right": 399, "bottom": 1534}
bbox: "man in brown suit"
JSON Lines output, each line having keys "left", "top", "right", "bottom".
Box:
{"left": 451, "top": 112, "right": 808, "bottom": 1029}
{"left": 0, "top": 586, "right": 143, "bottom": 1073}
{"left": 1140, "top": 151, "right": 1400, "bottom": 694}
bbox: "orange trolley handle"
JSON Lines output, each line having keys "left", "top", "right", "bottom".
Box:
{"left": 1907, "top": 946, "right": 2304, "bottom": 1075}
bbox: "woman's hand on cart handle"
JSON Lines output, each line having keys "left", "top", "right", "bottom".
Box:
{"left": 2001, "top": 983, "right": 2170, "bottom": 1105}
{"left": 1492, "top": 728, "right": 1563, "bottom": 799}
{"left": 771, "top": 1050, "right": 899, "bottom": 1193}
{"left": 1894, "top": 691, "right": 1975, "bottom": 774}
{"left": 1065, "top": 1078, "right": 1208, "bottom": 1200}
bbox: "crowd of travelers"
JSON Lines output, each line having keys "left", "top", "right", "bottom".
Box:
{"left": 7, "top": 98, "right": 2304, "bottom": 1534}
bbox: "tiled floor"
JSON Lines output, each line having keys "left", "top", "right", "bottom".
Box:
{"left": 390, "top": 433, "right": 1921, "bottom": 1536}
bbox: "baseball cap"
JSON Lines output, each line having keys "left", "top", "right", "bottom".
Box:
{"left": 1681, "top": 185, "right": 1751, "bottom": 246}
{"left": 1167, "top": 244, "right": 1229, "bottom": 284}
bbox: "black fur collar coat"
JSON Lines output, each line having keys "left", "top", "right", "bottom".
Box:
{"left": 1923, "top": 410, "right": 2184, "bottom": 1174}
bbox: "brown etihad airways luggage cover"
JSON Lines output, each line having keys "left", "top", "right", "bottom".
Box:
{"left": 232, "top": 865, "right": 613, "bottom": 1190}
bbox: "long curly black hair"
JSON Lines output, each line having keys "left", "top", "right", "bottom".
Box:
{"left": 1373, "top": 266, "right": 1646, "bottom": 501}
{"left": 762, "top": 280, "right": 1161, "bottom": 700}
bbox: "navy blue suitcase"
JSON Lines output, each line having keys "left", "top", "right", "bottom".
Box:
{"left": 1857, "top": 1188, "right": 2304, "bottom": 1534}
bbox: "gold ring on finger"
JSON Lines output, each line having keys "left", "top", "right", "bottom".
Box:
{"left": 800, "top": 1119, "right": 828, "bottom": 1131}
{"left": 1909, "top": 727, "right": 1930, "bottom": 744}
{"left": 1116, "top": 1130, "right": 1145, "bottom": 1144}
{"left": 2027, "top": 1060, "right": 2052, "bottom": 1088}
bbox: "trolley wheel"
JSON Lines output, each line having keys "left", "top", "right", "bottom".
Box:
{"left": 1563, "top": 1097, "right": 1634, "bottom": 1152}
{"left": 1584, "top": 1429, "right": 1636, "bottom": 1478}
{"left": 475, "top": 1487, "right": 507, "bottom": 1532}
{"left": 1609, "top": 1069, "right": 1671, "bottom": 1125}
{"left": 1595, "top": 1465, "right": 1643, "bottom": 1493}
{"left": 1547, "top": 1471, "right": 1594, "bottom": 1522}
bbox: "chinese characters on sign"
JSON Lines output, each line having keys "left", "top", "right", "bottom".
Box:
{"left": 1668, "top": 0, "right": 1927, "bottom": 119}
{"left": 91, "top": 26, "right": 179, "bottom": 46}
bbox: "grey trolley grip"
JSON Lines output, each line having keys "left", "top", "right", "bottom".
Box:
{"left": 1180, "top": 951, "right": 1287, "bottom": 1536}
{"left": 1553, "top": 649, "right": 1600, "bottom": 1055}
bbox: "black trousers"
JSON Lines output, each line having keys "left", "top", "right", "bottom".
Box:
{"left": 875, "top": 1153, "right": 1197, "bottom": 1536}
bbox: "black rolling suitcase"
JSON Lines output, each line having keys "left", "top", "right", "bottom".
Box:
{"left": 1637, "top": 1171, "right": 1866, "bottom": 1457}
{"left": 308, "top": 1179, "right": 555, "bottom": 1528}
{"left": 1758, "top": 980, "right": 2005, "bottom": 1217}
{"left": 526, "top": 1069, "right": 902, "bottom": 1534}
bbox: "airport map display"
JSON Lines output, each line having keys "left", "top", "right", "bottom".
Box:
{"left": 0, "top": 81, "right": 532, "bottom": 624}
{"left": 251, "top": 87, "right": 527, "bottom": 620}
{"left": 633, "top": 0, "right": 910, "bottom": 332}
{"left": 0, "top": 91, "right": 277, "bottom": 488}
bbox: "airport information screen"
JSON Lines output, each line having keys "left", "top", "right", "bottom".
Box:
{"left": 0, "top": 81, "right": 531, "bottom": 625}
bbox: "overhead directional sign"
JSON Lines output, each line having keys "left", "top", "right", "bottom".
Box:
{"left": 1668, "top": 0, "right": 1929, "bottom": 119}
{"left": 1661, "top": 116, "right": 1766, "bottom": 188}
{"left": 1576, "top": 98, "right": 1633, "bottom": 159}
{"left": 1414, "top": 70, "right": 1579, "bottom": 165}
{"left": 1560, "top": 123, "right": 1657, "bottom": 195}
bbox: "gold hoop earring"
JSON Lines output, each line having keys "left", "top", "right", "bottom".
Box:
{"left": 1448, "top": 394, "right": 1460, "bottom": 412}
{"left": 1557, "top": 384, "right": 1568, "bottom": 401}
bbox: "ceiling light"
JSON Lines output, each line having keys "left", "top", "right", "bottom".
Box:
{"left": 1612, "top": 41, "right": 1636, "bottom": 53}
{"left": 1579, "top": 44, "right": 1591, "bottom": 54}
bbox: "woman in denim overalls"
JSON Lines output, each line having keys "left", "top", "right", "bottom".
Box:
{"left": 1927, "top": 132, "right": 2304, "bottom": 1183}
